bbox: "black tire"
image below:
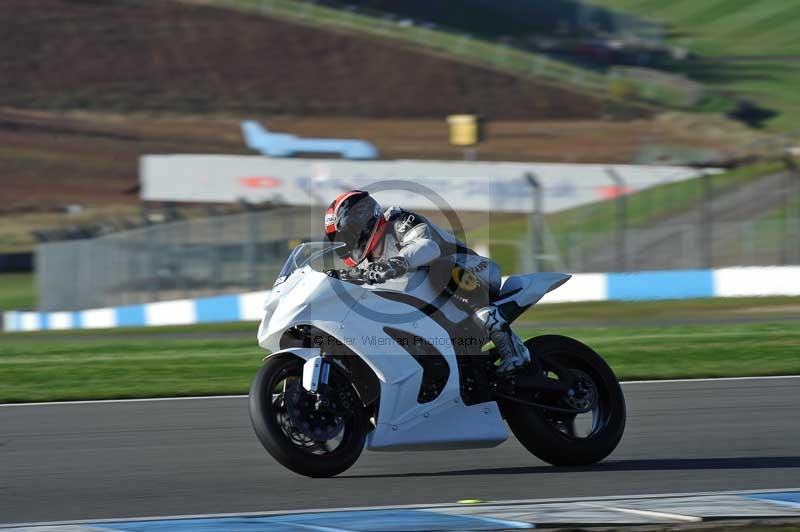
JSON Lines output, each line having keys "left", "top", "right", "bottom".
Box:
{"left": 249, "top": 354, "right": 368, "bottom": 477}
{"left": 501, "top": 335, "right": 626, "bottom": 466}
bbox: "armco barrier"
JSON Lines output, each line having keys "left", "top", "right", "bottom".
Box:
{"left": 3, "top": 266, "right": 799, "bottom": 332}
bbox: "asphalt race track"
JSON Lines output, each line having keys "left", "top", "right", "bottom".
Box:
{"left": 2, "top": 377, "right": 799, "bottom": 525}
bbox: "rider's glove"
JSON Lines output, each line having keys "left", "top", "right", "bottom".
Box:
{"left": 324, "top": 269, "right": 342, "bottom": 279}
{"left": 364, "top": 257, "right": 408, "bottom": 284}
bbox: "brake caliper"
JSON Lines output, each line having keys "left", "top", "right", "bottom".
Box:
{"left": 288, "top": 357, "right": 357, "bottom": 440}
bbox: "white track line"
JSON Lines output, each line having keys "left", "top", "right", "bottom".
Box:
{"left": 2, "top": 488, "right": 798, "bottom": 529}
{"left": 290, "top": 524, "right": 358, "bottom": 532}
{"left": 621, "top": 375, "right": 800, "bottom": 385}
{"left": 2, "top": 375, "right": 800, "bottom": 407}
{"left": 579, "top": 502, "right": 702, "bottom": 523}
{"left": 451, "top": 487, "right": 800, "bottom": 507}
{"left": 468, "top": 515, "right": 534, "bottom": 529}
{"left": 0, "top": 394, "right": 246, "bottom": 407}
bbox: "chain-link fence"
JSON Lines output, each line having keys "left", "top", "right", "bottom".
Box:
{"left": 486, "top": 215, "right": 800, "bottom": 279}
{"left": 497, "top": 168, "right": 800, "bottom": 274}
{"left": 36, "top": 203, "right": 487, "bottom": 311}
{"left": 538, "top": 218, "right": 800, "bottom": 273}
{"left": 37, "top": 207, "right": 319, "bottom": 311}
{"left": 36, "top": 167, "right": 800, "bottom": 311}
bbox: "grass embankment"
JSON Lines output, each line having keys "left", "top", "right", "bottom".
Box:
{"left": 187, "top": 0, "right": 676, "bottom": 109}
{"left": 0, "top": 273, "right": 34, "bottom": 311}
{"left": 199, "top": 0, "right": 800, "bottom": 122}
{"left": 1, "top": 296, "right": 798, "bottom": 403}
{"left": 471, "top": 161, "right": 783, "bottom": 272}
{"left": 587, "top": 0, "right": 800, "bottom": 131}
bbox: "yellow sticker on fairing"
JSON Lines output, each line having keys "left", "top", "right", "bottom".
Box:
{"left": 451, "top": 266, "right": 479, "bottom": 291}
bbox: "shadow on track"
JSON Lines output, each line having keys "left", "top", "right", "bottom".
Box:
{"left": 343, "top": 456, "right": 800, "bottom": 479}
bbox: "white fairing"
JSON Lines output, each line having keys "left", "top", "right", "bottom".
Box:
{"left": 496, "top": 272, "right": 572, "bottom": 310}
{"left": 257, "top": 252, "right": 570, "bottom": 452}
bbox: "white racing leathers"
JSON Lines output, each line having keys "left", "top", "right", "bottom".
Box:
{"left": 369, "top": 207, "right": 531, "bottom": 373}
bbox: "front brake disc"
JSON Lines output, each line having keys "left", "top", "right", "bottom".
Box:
{"left": 285, "top": 381, "right": 345, "bottom": 441}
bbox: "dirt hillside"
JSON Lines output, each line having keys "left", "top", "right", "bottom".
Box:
{"left": 0, "top": 0, "right": 634, "bottom": 120}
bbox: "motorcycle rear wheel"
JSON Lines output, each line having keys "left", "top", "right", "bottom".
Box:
{"left": 249, "top": 354, "right": 368, "bottom": 477}
{"left": 500, "top": 335, "right": 626, "bottom": 466}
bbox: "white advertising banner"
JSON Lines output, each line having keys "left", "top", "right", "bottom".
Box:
{"left": 140, "top": 155, "right": 716, "bottom": 213}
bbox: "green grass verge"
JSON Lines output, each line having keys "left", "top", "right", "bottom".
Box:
{"left": 547, "top": 321, "right": 800, "bottom": 381}
{"left": 588, "top": 0, "right": 800, "bottom": 57}
{"left": 586, "top": 0, "right": 800, "bottom": 130}
{"left": 0, "top": 273, "right": 34, "bottom": 311}
{"left": 2, "top": 296, "right": 798, "bottom": 403}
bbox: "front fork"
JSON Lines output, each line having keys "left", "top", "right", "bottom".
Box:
{"left": 301, "top": 355, "right": 358, "bottom": 416}
{"left": 301, "top": 355, "right": 330, "bottom": 394}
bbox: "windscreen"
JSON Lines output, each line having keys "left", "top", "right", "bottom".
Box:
{"left": 275, "top": 242, "right": 346, "bottom": 285}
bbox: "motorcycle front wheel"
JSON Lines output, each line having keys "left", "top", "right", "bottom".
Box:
{"left": 249, "top": 354, "right": 368, "bottom": 477}
{"left": 500, "top": 335, "right": 626, "bottom": 466}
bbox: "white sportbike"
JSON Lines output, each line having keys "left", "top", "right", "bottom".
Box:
{"left": 252, "top": 242, "right": 626, "bottom": 477}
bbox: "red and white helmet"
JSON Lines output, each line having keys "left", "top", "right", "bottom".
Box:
{"left": 324, "top": 190, "right": 386, "bottom": 266}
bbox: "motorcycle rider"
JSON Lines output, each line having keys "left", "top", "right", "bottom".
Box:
{"left": 324, "top": 190, "right": 531, "bottom": 374}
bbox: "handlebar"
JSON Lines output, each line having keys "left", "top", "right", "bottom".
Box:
{"left": 325, "top": 268, "right": 369, "bottom": 285}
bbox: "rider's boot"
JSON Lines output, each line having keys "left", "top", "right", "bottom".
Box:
{"left": 474, "top": 305, "right": 531, "bottom": 374}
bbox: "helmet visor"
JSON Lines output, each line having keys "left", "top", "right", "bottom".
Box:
{"left": 332, "top": 220, "right": 374, "bottom": 264}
